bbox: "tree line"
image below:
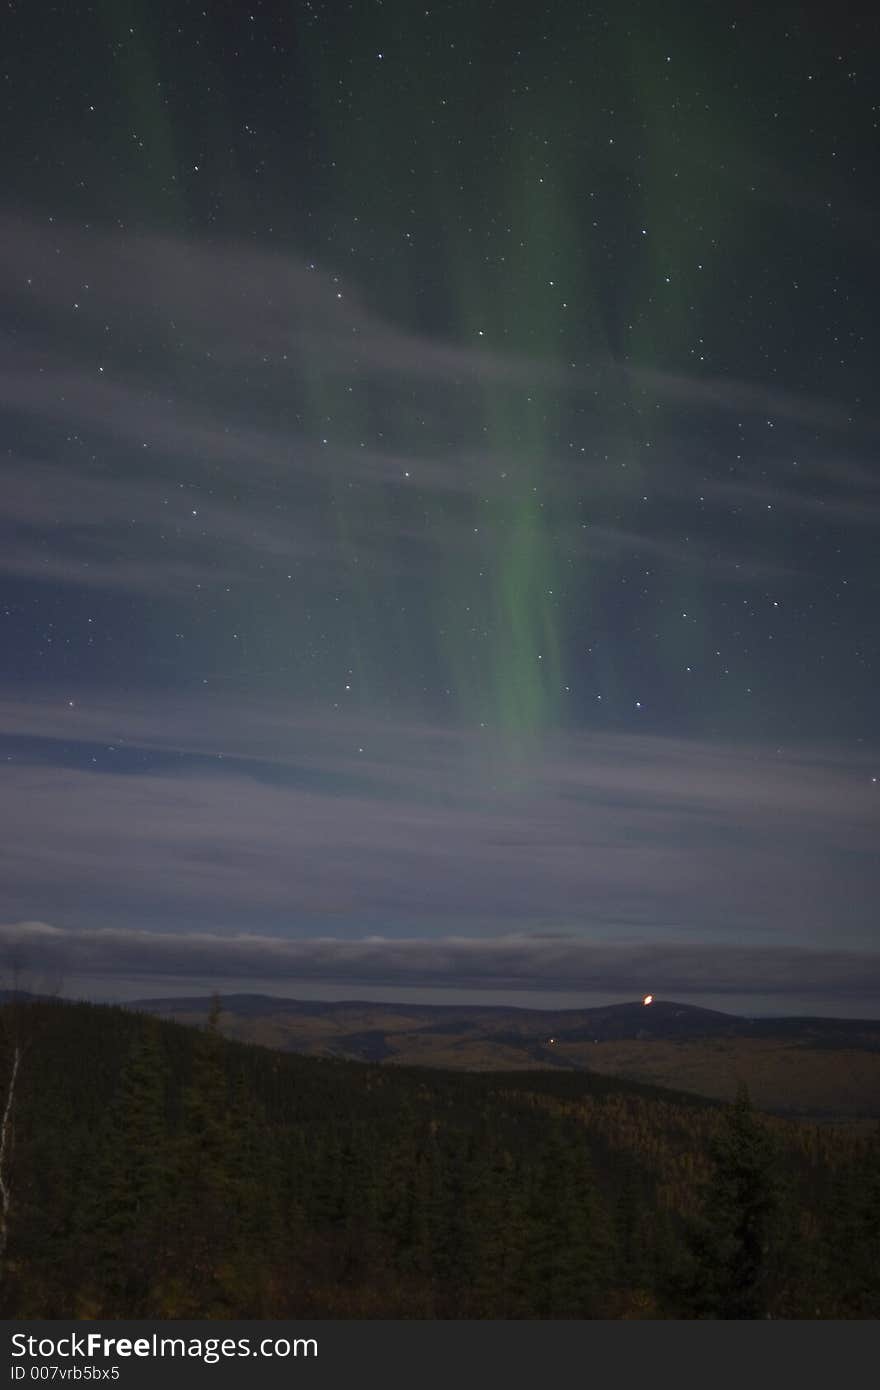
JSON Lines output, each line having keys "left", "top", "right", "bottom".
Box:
{"left": 1, "top": 997, "right": 877, "bottom": 1318}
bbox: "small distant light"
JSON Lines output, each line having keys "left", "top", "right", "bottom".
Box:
{"left": 548, "top": 1037, "right": 556, "bottom": 1044}
{"left": 642, "top": 994, "right": 654, "bottom": 1006}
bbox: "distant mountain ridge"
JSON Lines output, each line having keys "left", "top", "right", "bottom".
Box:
{"left": 129, "top": 991, "right": 880, "bottom": 1041}
{"left": 126, "top": 993, "right": 880, "bottom": 1123}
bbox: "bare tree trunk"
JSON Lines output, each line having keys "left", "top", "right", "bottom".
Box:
{"left": 0, "top": 1042, "right": 21, "bottom": 1277}
{"left": 0, "top": 945, "right": 58, "bottom": 1285}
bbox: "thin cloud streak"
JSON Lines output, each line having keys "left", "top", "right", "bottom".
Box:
{"left": 0, "top": 695, "right": 875, "bottom": 947}
{"left": 2, "top": 209, "right": 871, "bottom": 607}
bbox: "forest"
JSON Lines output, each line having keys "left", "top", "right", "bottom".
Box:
{"left": 1, "top": 997, "right": 877, "bottom": 1319}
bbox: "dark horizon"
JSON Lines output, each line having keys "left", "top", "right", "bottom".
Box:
{"left": 40, "top": 981, "right": 880, "bottom": 1023}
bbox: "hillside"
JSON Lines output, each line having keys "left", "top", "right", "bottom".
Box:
{"left": 1, "top": 997, "right": 878, "bottom": 1318}
{"left": 132, "top": 993, "right": 880, "bottom": 1123}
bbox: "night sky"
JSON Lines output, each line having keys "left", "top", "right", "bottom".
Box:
{"left": 2, "top": 1, "right": 878, "bottom": 1014}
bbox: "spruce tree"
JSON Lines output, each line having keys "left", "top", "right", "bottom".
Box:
{"left": 521, "top": 1121, "right": 607, "bottom": 1317}
{"left": 85, "top": 1023, "right": 170, "bottom": 1311}
{"left": 169, "top": 996, "right": 237, "bottom": 1311}
{"left": 679, "top": 1085, "right": 781, "bottom": 1318}
{"left": 824, "top": 1124, "right": 880, "bottom": 1316}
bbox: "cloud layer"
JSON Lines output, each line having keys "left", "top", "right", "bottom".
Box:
{"left": 2, "top": 919, "right": 878, "bottom": 1011}
{"left": 0, "top": 692, "right": 876, "bottom": 1010}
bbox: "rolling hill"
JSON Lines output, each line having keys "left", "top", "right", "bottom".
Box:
{"left": 2, "top": 995, "right": 878, "bottom": 1317}
{"left": 130, "top": 993, "right": 880, "bottom": 1124}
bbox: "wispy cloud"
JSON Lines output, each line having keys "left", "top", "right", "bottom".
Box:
{"left": 0, "top": 211, "right": 566, "bottom": 390}
{"left": 2, "top": 208, "right": 872, "bottom": 605}
{"left": 0, "top": 694, "right": 875, "bottom": 949}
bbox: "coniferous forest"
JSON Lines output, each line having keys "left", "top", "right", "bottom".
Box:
{"left": 1, "top": 998, "right": 877, "bottom": 1319}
